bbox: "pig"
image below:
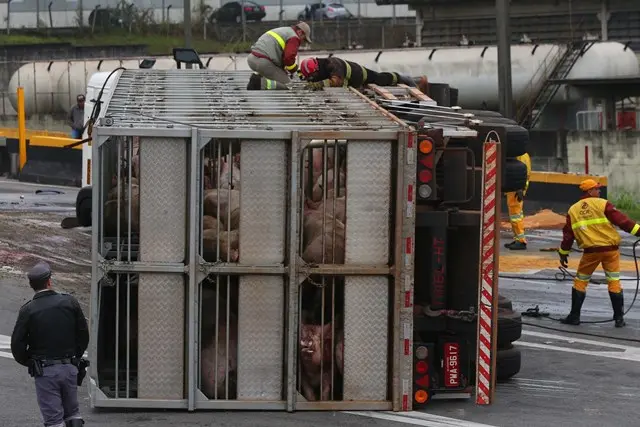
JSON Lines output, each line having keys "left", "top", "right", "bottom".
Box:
{"left": 315, "top": 196, "right": 346, "bottom": 224}
{"left": 302, "top": 219, "right": 345, "bottom": 265}
{"left": 228, "top": 208, "right": 240, "bottom": 230}
{"left": 311, "top": 169, "right": 346, "bottom": 202}
{"left": 303, "top": 211, "right": 344, "bottom": 248}
{"left": 334, "top": 327, "right": 344, "bottom": 376}
{"left": 203, "top": 215, "right": 220, "bottom": 231}
{"left": 104, "top": 184, "right": 140, "bottom": 236}
{"left": 203, "top": 228, "right": 239, "bottom": 262}
{"left": 218, "top": 155, "right": 241, "bottom": 190}
{"left": 132, "top": 154, "right": 140, "bottom": 180}
{"left": 203, "top": 189, "right": 240, "bottom": 227}
{"left": 299, "top": 321, "right": 334, "bottom": 401}
{"left": 201, "top": 313, "right": 238, "bottom": 400}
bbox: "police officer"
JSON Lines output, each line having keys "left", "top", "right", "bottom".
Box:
{"left": 10, "top": 261, "right": 90, "bottom": 427}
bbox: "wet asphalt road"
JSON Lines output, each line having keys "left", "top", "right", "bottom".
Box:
{"left": 2, "top": 180, "right": 640, "bottom": 426}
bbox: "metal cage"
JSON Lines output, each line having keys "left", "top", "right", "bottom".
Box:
{"left": 88, "top": 69, "right": 417, "bottom": 412}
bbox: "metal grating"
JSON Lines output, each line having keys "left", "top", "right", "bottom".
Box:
{"left": 103, "top": 70, "right": 403, "bottom": 130}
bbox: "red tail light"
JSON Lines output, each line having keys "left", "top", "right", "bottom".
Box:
{"left": 260, "top": 5, "right": 265, "bottom": 10}
{"left": 328, "top": 7, "right": 334, "bottom": 11}
{"left": 244, "top": 6, "right": 252, "bottom": 11}
{"left": 417, "top": 136, "right": 435, "bottom": 199}
{"left": 413, "top": 343, "right": 433, "bottom": 407}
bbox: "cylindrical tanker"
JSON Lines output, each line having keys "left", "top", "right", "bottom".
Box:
{"left": 8, "top": 41, "right": 639, "bottom": 115}
{"left": 8, "top": 61, "right": 70, "bottom": 116}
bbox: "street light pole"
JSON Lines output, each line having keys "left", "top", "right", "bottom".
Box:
{"left": 184, "top": 0, "right": 192, "bottom": 48}
{"left": 496, "top": 0, "right": 513, "bottom": 119}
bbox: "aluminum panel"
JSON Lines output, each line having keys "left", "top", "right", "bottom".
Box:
{"left": 239, "top": 139, "right": 287, "bottom": 264}
{"left": 237, "top": 276, "right": 284, "bottom": 400}
{"left": 343, "top": 276, "right": 389, "bottom": 401}
{"left": 345, "top": 141, "right": 392, "bottom": 264}
{"left": 139, "top": 137, "right": 187, "bottom": 263}
{"left": 138, "top": 273, "right": 185, "bottom": 399}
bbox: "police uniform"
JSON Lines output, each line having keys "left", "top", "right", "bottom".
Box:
{"left": 558, "top": 179, "right": 640, "bottom": 327}
{"left": 10, "top": 261, "right": 90, "bottom": 427}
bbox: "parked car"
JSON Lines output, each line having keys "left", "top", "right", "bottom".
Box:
{"left": 209, "top": 1, "right": 266, "bottom": 23}
{"left": 298, "top": 2, "right": 353, "bottom": 20}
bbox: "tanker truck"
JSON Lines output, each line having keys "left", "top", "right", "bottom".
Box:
{"left": 71, "top": 48, "right": 527, "bottom": 411}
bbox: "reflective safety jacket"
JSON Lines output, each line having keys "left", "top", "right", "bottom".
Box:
{"left": 251, "top": 26, "right": 301, "bottom": 72}
{"left": 516, "top": 153, "right": 532, "bottom": 195}
{"left": 559, "top": 196, "right": 640, "bottom": 254}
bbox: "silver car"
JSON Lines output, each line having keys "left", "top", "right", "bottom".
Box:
{"left": 298, "top": 2, "right": 353, "bottom": 20}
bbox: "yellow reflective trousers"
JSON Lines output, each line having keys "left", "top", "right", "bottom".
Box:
{"left": 573, "top": 250, "right": 622, "bottom": 294}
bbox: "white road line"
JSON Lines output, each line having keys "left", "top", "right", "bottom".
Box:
{"left": 346, "top": 411, "right": 499, "bottom": 427}
{"left": 519, "top": 330, "right": 640, "bottom": 362}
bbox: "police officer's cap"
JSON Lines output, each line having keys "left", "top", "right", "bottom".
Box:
{"left": 27, "top": 261, "right": 52, "bottom": 283}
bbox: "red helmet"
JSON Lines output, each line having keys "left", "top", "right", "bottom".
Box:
{"left": 300, "top": 58, "right": 318, "bottom": 78}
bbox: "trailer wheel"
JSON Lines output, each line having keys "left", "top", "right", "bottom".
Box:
{"left": 503, "top": 125, "right": 529, "bottom": 158}
{"left": 77, "top": 198, "right": 92, "bottom": 227}
{"left": 502, "top": 158, "right": 528, "bottom": 193}
{"left": 498, "top": 294, "right": 513, "bottom": 311}
{"left": 497, "top": 308, "right": 522, "bottom": 347}
{"left": 496, "top": 344, "right": 522, "bottom": 382}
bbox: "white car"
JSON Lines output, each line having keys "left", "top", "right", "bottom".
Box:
{"left": 298, "top": 2, "right": 353, "bottom": 20}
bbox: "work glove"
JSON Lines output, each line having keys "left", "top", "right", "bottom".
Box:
{"left": 558, "top": 252, "right": 569, "bottom": 268}
{"left": 515, "top": 189, "right": 524, "bottom": 202}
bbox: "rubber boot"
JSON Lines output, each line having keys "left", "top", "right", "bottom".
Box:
{"left": 504, "top": 240, "right": 527, "bottom": 250}
{"left": 561, "top": 288, "right": 586, "bottom": 325}
{"left": 609, "top": 291, "right": 626, "bottom": 328}
{"left": 65, "top": 419, "right": 84, "bottom": 427}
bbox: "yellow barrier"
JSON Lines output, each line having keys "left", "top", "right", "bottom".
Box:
{"left": 17, "top": 87, "right": 26, "bottom": 171}
{"left": 0, "top": 127, "right": 69, "bottom": 139}
{"left": 529, "top": 171, "right": 608, "bottom": 186}
{"left": 29, "top": 135, "right": 82, "bottom": 150}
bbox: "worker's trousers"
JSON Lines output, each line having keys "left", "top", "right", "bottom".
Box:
{"left": 574, "top": 250, "right": 622, "bottom": 294}
{"left": 247, "top": 54, "right": 291, "bottom": 85}
{"left": 505, "top": 191, "right": 525, "bottom": 243}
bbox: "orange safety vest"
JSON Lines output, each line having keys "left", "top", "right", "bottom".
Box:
{"left": 567, "top": 197, "right": 621, "bottom": 249}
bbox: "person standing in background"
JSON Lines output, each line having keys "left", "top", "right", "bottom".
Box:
{"left": 504, "top": 152, "right": 531, "bottom": 250}
{"left": 68, "top": 95, "right": 85, "bottom": 139}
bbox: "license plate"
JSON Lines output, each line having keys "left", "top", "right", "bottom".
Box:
{"left": 444, "top": 342, "right": 460, "bottom": 387}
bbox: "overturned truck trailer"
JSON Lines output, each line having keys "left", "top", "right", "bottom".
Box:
{"left": 89, "top": 69, "right": 418, "bottom": 411}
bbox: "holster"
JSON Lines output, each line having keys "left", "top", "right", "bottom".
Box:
{"left": 28, "top": 359, "right": 44, "bottom": 378}
{"left": 73, "top": 357, "right": 90, "bottom": 386}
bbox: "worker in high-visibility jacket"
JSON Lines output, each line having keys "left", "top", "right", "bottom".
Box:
{"left": 504, "top": 152, "right": 532, "bottom": 250}
{"left": 558, "top": 179, "right": 640, "bottom": 327}
{"left": 247, "top": 22, "right": 312, "bottom": 86}
{"left": 246, "top": 73, "right": 288, "bottom": 90}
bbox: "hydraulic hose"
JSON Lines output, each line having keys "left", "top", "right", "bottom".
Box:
{"left": 502, "top": 238, "right": 640, "bottom": 326}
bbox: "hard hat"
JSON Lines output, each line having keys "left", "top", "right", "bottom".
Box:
{"left": 295, "top": 21, "right": 313, "bottom": 43}
{"left": 579, "top": 178, "right": 602, "bottom": 192}
{"left": 300, "top": 58, "right": 319, "bottom": 78}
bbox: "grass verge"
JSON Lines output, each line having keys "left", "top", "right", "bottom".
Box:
{"left": 611, "top": 192, "right": 640, "bottom": 222}
{"left": 0, "top": 33, "right": 252, "bottom": 55}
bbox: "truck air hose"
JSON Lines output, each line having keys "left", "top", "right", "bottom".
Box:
{"left": 500, "top": 238, "right": 640, "bottom": 331}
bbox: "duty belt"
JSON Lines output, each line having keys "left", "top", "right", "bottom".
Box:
{"left": 41, "top": 358, "right": 73, "bottom": 367}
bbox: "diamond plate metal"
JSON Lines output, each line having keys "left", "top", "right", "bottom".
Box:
{"left": 345, "top": 141, "right": 392, "bottom": 264}
{"left": 139, "top": 137, "right": 187, "bottom": 263}
{"left": 239, "top": 140, "right": 287, "bottom": 264}
{"left": 343, "top": 276, "right": 389, "bottom": 400}
{"left": 237, "top": 276, "right": 284, "bottom": 400}
{"left": 138, "top": 273, "right": 185, "bottom": 399}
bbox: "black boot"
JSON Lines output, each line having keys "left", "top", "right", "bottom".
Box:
{"left": 504, "top": 240, "right": 527, "bottom": 250}
{"left": 561, "top": 288, "right": 586, "bottom": 325}
{"left": 65, "top": 419, "right": 84, "bottom": 427}
{"left": 609, "top": 291, "right": 626, "bottom": 328}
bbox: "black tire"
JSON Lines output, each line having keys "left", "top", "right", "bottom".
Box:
{"left": 497, "top": 308, "right": 522, "bottom": 347}
{"left": 496, "top": 344, "right": 522, "bottom": 382}
{"left": 502, "top": 158, "right": 528, "bottom": 193}
{"left": 498, "top": 294, "right": 513, "bottom": 311}
{"left": 77, "top": 198, "right": 92, "bottom": 227}
{"left": 474, "top": 124, "right": 528, "bottom": 158}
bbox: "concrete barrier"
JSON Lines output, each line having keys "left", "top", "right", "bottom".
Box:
{"left": 2, "top": 135, "right": 82, "bottom": 187}
{"left": 501, "top": 171, "right": 608, "bottom": 215}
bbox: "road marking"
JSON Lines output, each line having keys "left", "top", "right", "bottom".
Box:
{"left": 520, "top": 330, "right": 640, "bottom": 362}
{"left": 346, "top": 411, "right": 498, "bottom": 427}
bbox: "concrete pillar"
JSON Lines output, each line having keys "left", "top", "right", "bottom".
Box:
{"left": 597, "top": 0, "right": 610, "bottom": 41}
